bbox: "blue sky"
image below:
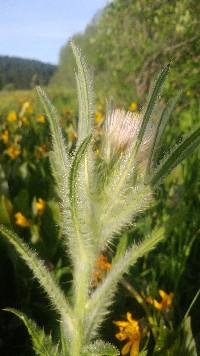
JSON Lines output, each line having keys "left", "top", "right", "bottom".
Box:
{"left": 0, "top": 0, "right": 108, "bottom": 64}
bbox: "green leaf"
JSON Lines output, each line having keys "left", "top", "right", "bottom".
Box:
{"left": 0, "top": 195, "right": 12, "bottom": 225}
{"left": 71, "top": 41, "right": 94, "bottom": 145}
{"left": 4, "top": 308, "right": 60, "bottom": 356}
{"left": 68, "top": 134, "right": 93, "bottom": 322}
{"left": 181, "top": 316, "right": 197, "bottom": 355}
{"left": 69, "top": 134, "right": 92, "bottom": 224}
{"left": 85, "top": 228, "right": 164, "bottom": 339}
{"left": 136, "top": 64, "right": 170, "bottom": 154}
{"left": 0, "top": 225, "right": 74, "bottom": 342}
{"left": 154, "top": 316, "right": 197, "bottom": 355}
{"left": 82, "top": 340, "right": 120, "bottom": 355}
{"left": 112, "top": 233, "right": 129, "bottom": 263}
{"left": 36, "top": 87, "right": 70, "bottom": 189}
{"left": 139, "top": 351, "right": 148, "bottom": 356}
{"left": 147, "top": 126, "right": 200, "bottom": 185}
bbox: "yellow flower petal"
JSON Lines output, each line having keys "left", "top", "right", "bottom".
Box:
{"left": 115, "top": 332, "right": 127, "bottom": 341}
{"left": 158, "top": 289, "right": 166, "bottom": 299}
{"left": 1, "top": 130, "right": 9, "bottom": 144}
{"left": 129, "top": 102, "right": 138, "bottom": 111}
{"left": 121, "top": 340, "right": 132, "bottom": 355}
{"left": 6, "top": 145, "right": 21, "bottom": 159}
{"left": 95, "top": 111, "right": 104, "bottom": 123}
{"left": 130, "top": 338, "right": 140, "bottom": 356}
{"left": 36, "top": 114, "right": 46, "bottom": 123}
{"left": 15, "top": 212, "right": 30, "bottom": 227}
{"left": 7, "top": 111, "right": 17, "bottom": 122}
{"left": 153, "top": 300, "right": 162, "bottom": 310}
{"left": 36, "top": 198, "right": 46, "bottom": 215}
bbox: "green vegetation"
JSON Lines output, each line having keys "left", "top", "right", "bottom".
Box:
{"left": 0, "top": 0, "right": 199, "bottom": 355}
{"left": 51, "top": 0, "right": 199, "bottom": 105}
{"left": 0, "top": 56, "right": 56, "bottom": 90}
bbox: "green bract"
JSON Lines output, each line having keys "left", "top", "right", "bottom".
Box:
{"left": 0, "top": 42, "right": 199, "bottom": 355}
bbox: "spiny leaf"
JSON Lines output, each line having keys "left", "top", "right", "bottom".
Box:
{"left": 85, "top": 228, "right": 164, "bottom": 339}
{"left": 69, "top": 134, "right": 92, "bottom": 224}
{"left": 147, "top": 126, "right": 200, "bottom": 185}
{"left": 4, "top": 308, "right": 60, "bottom": 356}
{"left": 36, "top": 86, "right": 70, "bottom": 186}
{"left": 136, "top": 64, "right": 170, "bottom": 154}
{"left": 71, "top": 41, "right": 94, "bottom": 145}
{"left": 82, "top": 340, "right": 120, "bottom": 355}
{"left": 68, "top": 134, "right": 93, "bottom": 325}
{"left": 98, "top": 184, "right": 152, "bottom": 252}
{"left": 0, "top": 225, "right": 74, "bottom": 341}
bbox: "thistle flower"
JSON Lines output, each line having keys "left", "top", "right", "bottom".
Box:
{"left": 102, "top": 108, "right": 153, "bottom": 167}
{"left": 113, "top": 312, "right": 141, "bottom": 356}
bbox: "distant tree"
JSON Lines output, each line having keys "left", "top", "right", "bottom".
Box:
{"left": 0, "top": 56, "right": 57, "bottom": 90}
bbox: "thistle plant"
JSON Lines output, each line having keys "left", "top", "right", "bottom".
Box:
{"left": 0, "top": 42, "right": 200, "bottom": 356}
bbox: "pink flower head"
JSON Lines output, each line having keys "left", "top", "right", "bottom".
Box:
{"left": 103, "top": 109, "right": 153, "bottom": 163}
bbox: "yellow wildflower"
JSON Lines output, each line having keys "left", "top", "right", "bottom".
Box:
{"left": 92, "top": 254, "right": 111, "bottom": 286}
{"left": 20, "top": 101, "right": 33, "bottom": 116}
{"left": 6, "top": 144, "right": 21, "bottom": 159}
{"left": 129, "top": 102, "right": 138, "bottom": 111}
{"left": 7, "top": 111, "right": 17, "bottom": 122}
{"left": 21, "top": 116, "right": 29, "bottom": 125}
{"left": 36, "top": 114, "right": 46, "bottom": 123}
{"left": 113, "top": 312, "right": 141, "bottom": 356}
{"left": 36, "top": 198, "right": 46, "bottom": 216}
{"left": 1, "top": 130, "right": 9, "bottom": 144}
{"left": 64, "top": 107, "right": 73, "bottom": 118}
{"left": 34, "top": 144, "right": 47, "bottom": 160}
{"left": 146, "top": 289, "right": 173, "bottom": 311}
{"left": 15, "top": 212, "right": 30, "bottom": 227}
{"left": 95, "top": 111, "right": 104, "bottom": 123}
{"left": 67, "top": 128, "right": 77, "bottom": 142}
{"left": 95, "top": 148, "right": 100, "bottom": 156}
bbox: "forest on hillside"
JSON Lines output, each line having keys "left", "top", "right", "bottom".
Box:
{"left": 51, "top": 0, "right": 199, "bottom": 106}
{"left": 0, "top": 56, "right": 56, "bottom": 91}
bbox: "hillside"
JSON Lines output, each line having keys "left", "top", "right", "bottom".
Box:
{"left": 51, "top": 0, "right": 199, "bottom": 107}
{"left": 0, "top": 56, "right": 57, "bottom": 90}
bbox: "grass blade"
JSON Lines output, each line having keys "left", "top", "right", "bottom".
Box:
{"left": 136, "top": 64, "right": 170, "bottom": 154}
{"left": 147, "top": 126, "right": 200, "bottom": 186}
{"left": 147, "top": 91, "right": 182, "bottom": 174}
